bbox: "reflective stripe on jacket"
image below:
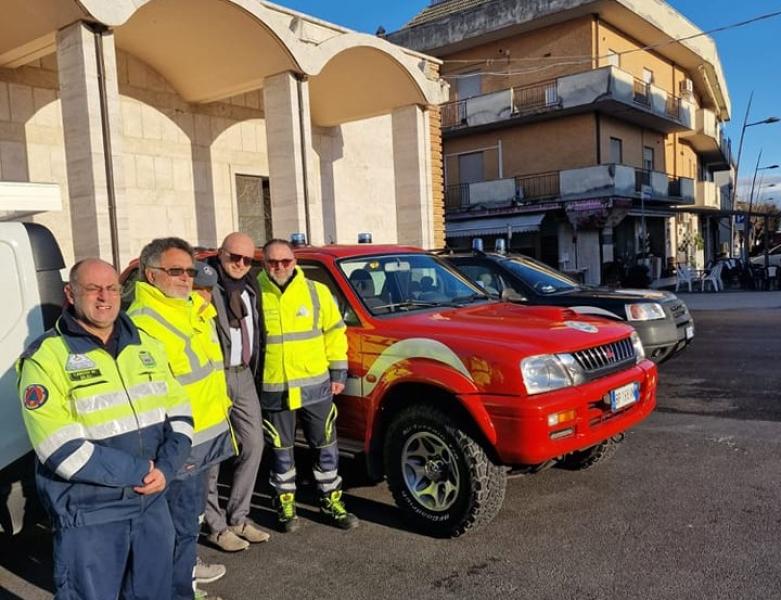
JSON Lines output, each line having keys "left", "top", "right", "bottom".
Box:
{"left": 258, "top": 268, "right": 348, "bottom": 410}
{"left": 129, "top": 282, "right": 234, "bottom": 475}
{"left": 17, "top": 310, "right": 193, "bottom": 529}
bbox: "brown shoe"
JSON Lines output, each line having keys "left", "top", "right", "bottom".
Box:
{"left": 229, "top": 520, "right": 271, "bottom": 543}
{"left": 207, "top": 528, "right": 250, "bottom": 552}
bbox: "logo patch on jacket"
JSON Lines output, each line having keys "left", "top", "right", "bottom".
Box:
{"left": 65, "top": 353, "right": 97, "bottom": 372}
{"left": 23, "top": 384, "right": 49, "bottom": 410}
{"left": 139, "top": 351, "right": 157, "bottom": 368}
{"left": 296, "top": 306, "right": 309, "bottom": 318}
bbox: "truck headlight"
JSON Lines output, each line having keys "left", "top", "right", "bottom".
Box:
{"left": 521, "top": 354, "right": 577, "bottom": 395}
{"left": 630, "top": 331, "right": 646, "bottom": 362}
{"left": 625, "top": 302, "right": 665, "bottom": 321}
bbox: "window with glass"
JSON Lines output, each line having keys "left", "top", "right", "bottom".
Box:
{"left": 339, "top": 253, "right": 487, "bottom": 315}
{"left": 501, "top": 256, "right": 580, "bottom": 295}
{"left": 610, "top": 137, "right": 623, "bottom": 164}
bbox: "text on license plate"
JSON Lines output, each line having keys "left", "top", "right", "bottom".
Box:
{"left": 606, "top": 382, "right": 639, "bottom": 411}
{"left": 685, "top": 325, "right": 694, "bottom": 340}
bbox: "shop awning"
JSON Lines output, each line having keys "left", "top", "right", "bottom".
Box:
{"left": 446, "top": 213, "right": 545, "bottom": 238}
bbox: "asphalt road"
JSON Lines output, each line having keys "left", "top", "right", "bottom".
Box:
{"left": 2, "top": 307, "right": 780, "bottom": 600}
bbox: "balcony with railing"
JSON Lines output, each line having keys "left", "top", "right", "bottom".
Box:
{"left": 445, "top": 165, "right": 694, "bottom": 214}
{"left": 440, "top": 65, "right": 694, "bottom": 134}
{"left": 679, "top": 108, "right": 732, "bottom": 168}
{"left": 559, "top": 164, "right": 694, "bottom": 204}
{"left": 694, "top": 181, "right": 726, "bottom": 209}
{"left": 445, "top": 171, "right": 560, "bottom": 212}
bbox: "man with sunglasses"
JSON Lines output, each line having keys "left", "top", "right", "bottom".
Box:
{"left": 129, "top": 237, "right": 234, "bottom": 600}
{"left": 258, "top": 239, "right": 358, "bottom": 532}
{"left": 203, "top": 232, "right": 270, "bottom": 552}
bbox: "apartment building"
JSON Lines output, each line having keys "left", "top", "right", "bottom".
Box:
{"left": 389, "top": 0, "right": 734, "bottom": 284}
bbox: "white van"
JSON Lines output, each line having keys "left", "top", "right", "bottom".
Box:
{"left": 0, "top": 222, "right": 65, "bottom": 533}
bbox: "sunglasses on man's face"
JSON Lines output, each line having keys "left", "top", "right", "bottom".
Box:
{"left": 224, "top": 251, "right": 253, "bottom": 267}
{"left": 265, "top": 258, "right": 294, "bottom": 268}
{"left": 149, "top": 266, "right": 198, "bottom": 278}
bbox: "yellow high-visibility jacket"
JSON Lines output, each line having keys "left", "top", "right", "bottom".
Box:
{"left": 258, "top": 268, "right": 348, "bottom": 410}
{"left": 129, "top": 282, "right": 234, "bottom": 475}
{"left": 17, "top": 309, "right": 193, "bottom": 528}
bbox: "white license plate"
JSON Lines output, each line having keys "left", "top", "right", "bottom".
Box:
{"left": 607, "top": 382, "right": 639, "bottom": 411}
{"left": 685, "top": 325, "right": 694, "bottom": 340}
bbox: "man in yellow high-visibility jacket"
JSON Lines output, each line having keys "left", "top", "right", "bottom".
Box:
{"left": 128, "top": 237, "right": 234, "bottom": 600}
{"left": 259, "top": 239, "right": 358, "bottom": 532}
{"left": 17, "top": 258, "right": 193, "bottom": 600}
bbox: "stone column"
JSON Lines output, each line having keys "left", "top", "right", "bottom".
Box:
{"left": 262, "top": 72, "right": 323, "bottom": 245}
{"left": 392, "top": 105, "right": 434, "bottom": 249}
{"left": 57, "top": 21, "right": 128, "bottom": 265}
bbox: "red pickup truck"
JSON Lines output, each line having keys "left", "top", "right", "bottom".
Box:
{"left": 121, "top": 244, "right": 657, "bottom": 537}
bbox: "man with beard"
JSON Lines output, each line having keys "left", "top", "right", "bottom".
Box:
{"left": 203, "top": 232, "right": 270, "bottom": 551}
{"left": 258, "top": 239, "right": 358, "bottom": 533}
{"left": 129, "top": 238, "right": 234, "bottom": 600}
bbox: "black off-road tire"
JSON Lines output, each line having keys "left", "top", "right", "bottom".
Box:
{"left": 384, "top": 404, "right": 506, "bottom": 537}
{"left": 558, "top": 437, "right": 620, "bottom": 471}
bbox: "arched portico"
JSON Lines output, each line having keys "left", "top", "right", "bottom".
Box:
{"left": 0, "top": 0, "right": 448, "bottom": 264}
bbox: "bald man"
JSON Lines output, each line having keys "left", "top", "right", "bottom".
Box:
{"left": 17, "top": 259, "right": 193, "bottom": 599}
{"left": 204, "top": 233, "right": 270, "bottom": 552}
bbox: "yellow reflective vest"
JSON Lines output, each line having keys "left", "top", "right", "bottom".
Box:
{"left": 129, "top": 282, "right": 234, "bottom": 474}
{"left": 17, "top": 310, "right": 193, "bottom": 528}
{"left": 258, "top": 268, "right": 348, "bottom": 410}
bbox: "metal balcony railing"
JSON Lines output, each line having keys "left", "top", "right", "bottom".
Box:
{"left": 665, "top": 95, "right": 681, "bottom": 120}
{"left": 445, "top": 183, "right": 470, "bottom": 211}
{"left": 515, "top": 171, "right": 560, "bottom": 200}
{"left": 668, "top": 177, "right": 683, "bottom": 198}
{"left": 635, "top": 169, "right": 651, "bottom": 192}
{"left": 512, "top": 80, "right": 559, "bottom": 114}
{"left": 633, "top": 79, "right": 651, "bottom": 106}
{"left": 441, "top": 99, "right": 467, "bottom": 129}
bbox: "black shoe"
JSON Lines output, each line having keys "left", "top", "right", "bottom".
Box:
{"left": 274, "top": 492, "right": 300, "bottom": 533}
{"left": 320, "top": 490, "right": 359, "bottom": 530}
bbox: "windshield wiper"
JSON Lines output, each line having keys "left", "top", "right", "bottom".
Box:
{"left": 372, "top": 300, "right": 442, "bottom": 311}
{"left": 440, "top": 293, "right": 490, "bottom": 306}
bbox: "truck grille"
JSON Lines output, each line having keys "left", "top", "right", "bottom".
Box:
{"left": 669, "top": 302, "right": 688, "bottom": 320}
{"left": 572, "top": 338, "right": 636, "bottom": 377}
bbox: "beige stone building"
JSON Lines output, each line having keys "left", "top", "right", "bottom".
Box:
{"left": 0, "top": 0, "right": 449, "bottom": 267}
{"left": 390, "top": 0, "right": 734, "bottom": 284}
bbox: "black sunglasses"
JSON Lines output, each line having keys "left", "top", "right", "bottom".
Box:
{"left": 265, "top": 258, "right": 294, "bottom": 268}
{"left": 224, "top": 252, "right": 253, "bottom": 266}
{"left": 148, "top": 266, "right": 198, "bottom": 278}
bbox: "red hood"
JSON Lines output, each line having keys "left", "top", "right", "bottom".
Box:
{"left": 374, "top": 301, "right": 633, "bottom": 356}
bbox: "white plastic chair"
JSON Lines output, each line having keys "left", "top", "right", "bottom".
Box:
{"left": 699, "top": 262, "right": 723, "bottom": 292}
{"left": 675, "top": 264, "right": 694, "bottom": 292}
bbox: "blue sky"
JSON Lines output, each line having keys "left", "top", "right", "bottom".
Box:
{"left": 283, "top": 0, "right": 781, "bottom": 204}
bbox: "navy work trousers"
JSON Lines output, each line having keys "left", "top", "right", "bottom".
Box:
{"left": 167, "top": 470, "right": 208, "bottom": 600}
{"left": 52, "top": 495, "right": 174, "bottom": 600}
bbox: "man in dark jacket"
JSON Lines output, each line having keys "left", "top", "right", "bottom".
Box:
{"left": 204, "top": 232, "right": 270, "bottom": 551}
{"left": 17, "top": 258, "right": 193, "bottom": 599}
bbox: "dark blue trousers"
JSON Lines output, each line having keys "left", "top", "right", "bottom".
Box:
{"left": 167, "top": 470, "right": 208, "bottom": 600}
{"left": 52, "top": 496, "right": 174, "bottom": 600}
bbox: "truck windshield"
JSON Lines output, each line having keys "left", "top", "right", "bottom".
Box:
{"left": 502, "top": 256, "right": 579, "bottom": 295}
{"left": 340, "top": 253, "right": 488, "bottom": 315}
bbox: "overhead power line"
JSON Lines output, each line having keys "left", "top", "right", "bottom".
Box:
{"left": 441, "top": 8, "right": 781, "bottom": 79}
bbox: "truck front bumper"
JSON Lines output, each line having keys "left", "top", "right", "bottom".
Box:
{"left": 475, "top": 360, "right": 657, "bottom": 465}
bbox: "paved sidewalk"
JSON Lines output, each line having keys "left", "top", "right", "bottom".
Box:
{"left": 674, "top": 289, "right": 781, "bottom": 311}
